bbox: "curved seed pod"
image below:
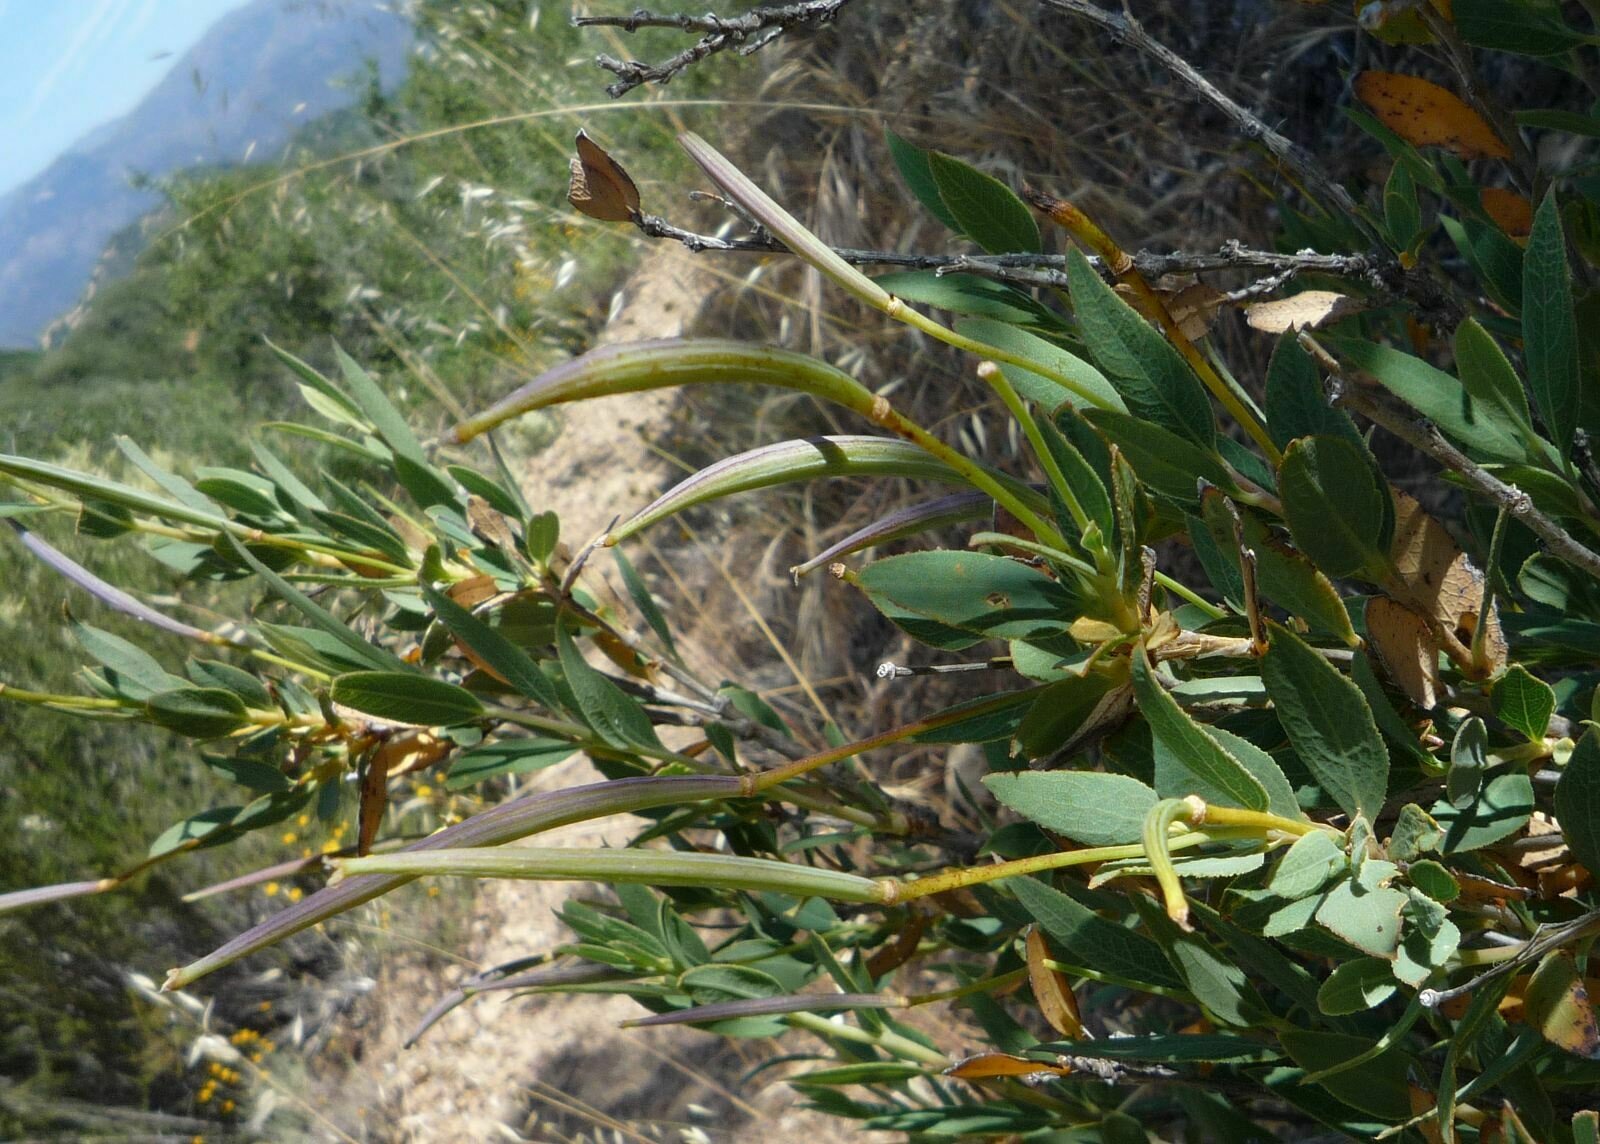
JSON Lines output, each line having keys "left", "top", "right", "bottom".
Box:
{"left": 678, "top": 132, "right": 893, "bottom": 312}
{"left": 623, "top": 992, "right": 892, "bottom": 1029}
{"left": 162, "top": 774, "right": 742, "bottom": 991}
{"left": 452, "top": 339, "right": 879, "bottom": 444}
{"left": 8, "top": 520, "right": 219, "bottom": 642}
{"left": 790, "top": 492, "right": 994, "bottom": 579}
{"left": 608, "top": 436, "right": 1010, "bottom": 545}
{"left": 336, "top": 846, "right": 885, "bottom": 901}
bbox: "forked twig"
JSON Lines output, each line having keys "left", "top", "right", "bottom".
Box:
{"left": 575, "top": 0, "right": 856, "bottom": 97}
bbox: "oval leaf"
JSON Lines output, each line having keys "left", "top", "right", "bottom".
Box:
{"left": 331, "top": 671, "right": 485, "bottom": 727}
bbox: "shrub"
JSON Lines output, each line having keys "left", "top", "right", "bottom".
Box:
{"left": 6, "top": 2, "right": 1600, "bottom": 1139}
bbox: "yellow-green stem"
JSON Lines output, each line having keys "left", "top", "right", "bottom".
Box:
{"left": 976, "top": 360, "right": 1090, "bottom": 537}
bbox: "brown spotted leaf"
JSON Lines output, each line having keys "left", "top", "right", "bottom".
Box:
{"left": 1354, "top": 72, "right": 1511, "bottom": 160}
{"left": 1523, "top": 951, "right": 1600, "bottom": 1059}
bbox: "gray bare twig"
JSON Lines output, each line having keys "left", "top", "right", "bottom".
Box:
{"left": 1310, "top": 339, "right": 1600, "bottom": 583}
{"left": 574, "top": 0, "right": 855, "bottom": 97}
{"left": 633, "top": 209, "right": 1378, "bottom": 292}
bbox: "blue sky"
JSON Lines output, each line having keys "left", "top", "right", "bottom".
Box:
{"left": 0, "top": 0, "right": 248, "bottom": 197}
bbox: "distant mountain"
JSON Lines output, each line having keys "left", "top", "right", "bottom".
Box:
{"left": 0, "top": 0, "right": 412, "bottom": 348}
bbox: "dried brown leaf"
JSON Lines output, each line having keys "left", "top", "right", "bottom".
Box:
{"left": 1481, "top": 187, "right": 1533, "bottom": 243}
{"left": 358, "top": 746, "right": 393, "bottom": 858}
{"left": 945, "top": 1052, "right": 1073, "bottom": 1080}
{"left": 1026, "top": 926, "right": 1085, "bottom": 1039}
{"left": 1244, "top": 290, "right": 1361, "bottom": 333}
{"left": 1385, "top": 491, "right": 1506, "bottom": 674}
{"left": 1353, "top": 72, "right": 1511, "bottom": 160}
{"left": 1366, "top": 596, "right": 1440, "bottom": 709}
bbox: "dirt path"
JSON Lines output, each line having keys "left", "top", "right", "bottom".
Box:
{"left": 312, "top": 249, "right": 883, "bottom": 1143}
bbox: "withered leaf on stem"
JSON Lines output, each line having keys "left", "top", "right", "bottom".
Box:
{"left": 358, "top": 746, "right": 393, "bottom": 858}
{"left": 1367, "top": 596, "right": 1440, "bottom": 710}
{"left": 1353, "top": 72, "right": 1511, "bottom": 161}
{"left": 945, "top": 1052, "right": 1073, "bottom": 1081}
{"left": 568, "top": 130, "right": 642, "bottom": 222}
{"left": 1026, "top": 925, "right": 1086, "bottom": 1039}
{"left": 1384, "top": 490, "right": 1506, "bottom": 674}
{"left": 1245, "top": 290, "right": 1362, "bottom": 334}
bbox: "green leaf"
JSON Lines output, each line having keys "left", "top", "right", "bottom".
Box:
{"left": 1555, "top": 729, "right": 1600, "bottom": 878}
{"left": 1034, "top": 1033, "right": 1281, "bottom": 1064}
{"left": 1317, "top": 957, "right": 1398, "bottom": 1015}
{"left": 885, "top": 129, "right": 960, "bottom": 231}
{"left": 445, "top": 739, "right": 576, "bottom": 789}
{"left": 1261, "top": 623, "right": 1389, "bottom": 821}
{"left": 1038, "top": 418, "right": 1114, "bottom": 541}
{"left": 955, "top": 317, "right": 1124, "bottom": 412}
{"left": 1407, "top": 859, "right": 1458, "bottom": 902}
{"left": 855, "top": 551, "right": 1077, "bottom": 640}
{"left": 1456, "top": 0, "right": 1594, "bottom": 56}
{"left": 1447, "top": 716, "right": 1488, "bottom": 809}
{"left": 1012, "top": 673, "right": 1127, "bottom": 761}
{"left": 186, "top": 659, "right": 272, "bottom": 709}
{"left": 422, "top": 585, "right": 566, "bottom": 710}
{"left": 1082, "top": 408, "right": 1234, "bottom": 503}
{"left": 1432, "top": 770, "right": 1535, "bottom": 852}
{"left": 224, "top": 535, "right": 410, "bottom": 673}
{"left": 1137, "top": 900, "right": 1265, "bottom": 1027}
{"left": 926, "top": 151, "right": 1040, "bottom": 254}
{"left": 1206, "top": 725, "right": 1303, "bottom": 822}
{"left": 146, "top": 687, "right": 250, "bottom": 739}
{"left": 1393, "top": 891, "right": 1460, "bottom": 987}
{"left": 203, "top": 753, "right": 291, "bottom": 793}
{"left": 1278, "top": 436, "right": 1392, "bottom": 582}
{"left": 1387, "top": 804, "right": 1443, "bottom": 862}
{"left": 330, "top": 671, "right": 485, "bottom": 727}
{"left": 1264, "top": 334, "right": 1363, "bottom": 452}
{"left": 1065, "top": 250, "right": 1214, "bottom": 449}
{"left": 1277, "top": 1029, "right": 1413, "bottom": 1122}
{"left": 334, "top": 345, "right": 459, "bottom": 510}
{"left": 73, "top": 622, "right": 186, "bottom": 700}
{"left": 1525, "top": 189, "right": 1583, "bottom": 452}
{"left": 1008, "top": 876, "right": 1184, "bottom": 992}
{"left": 1132, "top": 645, "right": 1269, "bottom": 811}
{"left": 1516, "top": 109, "right": 1600, "bottom": 136}
{"left": 984, "top": 770, "right": 1156, "bottom": 846}
{"left": 1329, "top": 337, "right": 1528, "bottom": 462}
{"left": 555, "top": 618, "right": 662, "bottom": 750}
{"left": 612, "top": 548, "right": 677, "bottom": 660}
{"left": 1383, "top": 161, "right": 1422, "bottom": 251}
{"left": 1454, "top": 318, "right": 1533, "bottom": 434}
{"left": 1314, "top": 867, "right": 1407, "bottom": 957}
{"left": 193, "top": 467, "right": 284, "bottom": 518}
{"left": 877, "top": 272, "right": 1060, "bottom": 329}
{"left": 455, "top": 340, "right": 882, "bottom": 445}
{"left": 1492, "top": 665, "right": 1556, "bottom": 743}
{"left": 115, "top": 435, "right": 217, "bottom": 515}
{"left": 1267, "top": 830, "right": 1345, "bottom": 899}
{"left": 1199, "top": 491, "right": 1357, "bottom": 645}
